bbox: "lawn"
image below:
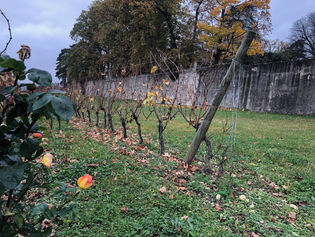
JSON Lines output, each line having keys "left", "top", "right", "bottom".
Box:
{"left": 41, "top": 109, "right": 314, "bottom": 236}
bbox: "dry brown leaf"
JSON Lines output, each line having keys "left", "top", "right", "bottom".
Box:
{"left": 272, "top": 192, "right": 283, "bottom": 197}
{"left": 282, "top": 185, "right": 289, "bottom": 190}
{"left": 289, "top": 204, "right": 298, "bottom": 210}
{"left": 169, "top": 194, "right": 174, "bottom": 200}
{"left": 215, "top": 203, "right": 222, "bottom": 211}
{"left": 187, "top": 164, "right": 199, "bottom": 172}
{"left": 121, "top": 205, "right": 128, "bottom": 214}
{"left": 269, "top": 182, "right": 279, "bottom": 189}
{"left": 289, "top": 212, "right": 296, "bottom": 220}
{"left": 295, "top": 201, "right": 308, "bottom": 206}
{"left": 239, "top": 195, "right": 249, "bottom": 202}
{"left": 177, "top": 187, "right": 186, "bottom": 191}
{"left": 180, "top": 215, "right": 188, "bottom": 220}
{"left": 159, "top": 186, "right": 167, "bottom": 194}
{"left": 251, "top": 232, "right": 261, "bottom": 237}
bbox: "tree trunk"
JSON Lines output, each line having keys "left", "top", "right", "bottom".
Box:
{"left": 103, "top": 109, "right": 107, "bottom": 129}
{"left": 96, "top": 110, "right": 99, "bottom": 127}
{"left": 107, "top": 112, "right": 114, "bottom": 133}
{"left": 87, "top": 109, "right": 92, "bottom": 124}
{"left": 158, "top": 120, "right": 165, "bottom": 155}
{"left": 203, "top": 136, "right": 213, "bottom": 174}
{"left": 76, "top": 108, "right": 81, "bottom": 118}
{"left": 106, "top": 98, "right": 115, "bottom": 133}
{"left": 81, "top": 111, "right": 85, "bottom": 121}
{"left": 185, "top": 31, "right": 255, "bottom": 165}
{"left": 133, "top": 113, "right": 143, "bottom": 144}
{"left": 118, "top": 111, "right": 127, "bottom": 139}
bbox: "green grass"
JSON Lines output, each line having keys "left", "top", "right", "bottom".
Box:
{"left": 41, "top": 109, "right": 314, "bottom": 236}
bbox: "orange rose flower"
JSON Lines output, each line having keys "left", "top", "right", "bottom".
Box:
{"left": 41, "top": 153, "right": 53, "bottom": 168}
{"left": 77, "top": 174, "right": 93, "bottom": 189}
{"left": 33, "top": 132, "right": 43, "bottom": 138}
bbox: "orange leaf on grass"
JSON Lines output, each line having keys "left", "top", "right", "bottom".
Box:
{"left": 77, "top": 174, "right": 93, "bottom": 189}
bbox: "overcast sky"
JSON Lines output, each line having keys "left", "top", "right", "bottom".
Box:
{"left": 1, "top": 0, "right": 314, "bottom": 83}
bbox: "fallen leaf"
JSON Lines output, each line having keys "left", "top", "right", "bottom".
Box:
{"left": 282, "top": 185, "right": 289, "bottom": 190}
{"left": 295, "top": 201, "right": 308, "bottom": 206}
{"left": 159, "top": 186, "right": 167, "bottom": 194}
{"left": 239, "top": 195, "right": 249, "bottom": 202}
{"left": 187, "top": 165, "right": 199, "bottom": 172}
{"left": 215, "top": 203, "right": 222, "bottom": 211}
{"left": 177, "top": 178, "right": 187, "bottom": 184}
{"left": 121, "top": 205, "right": 128, "bottom": 214}
{"left": 272, "top": 193, "right": 283, "bottom": 197}
{"left": 87, "top": 163, "right": 99, "bottom": 167}
{"left": 216, "top": 194, "right": 221, "bottom": 200}
{"left": 288, "top": 212, "right": 296, "bottom": 220}
{"left": 177, "top": 187, "right": 186, "bottom": 191}
{"left": 289, "top": 204, "right": 298, "bottom": 210}
{"left": 251, "top": 232, "right": 261, "bottom": 237}
{"left": 269, "top": 182, "right": 279, "bottom": 189}
{"left": 169, "top": 194, "right": 174, "bottom": 200}
{"left": 180, "top": 215, "right": 188, "bottom": 220}
{"left": 271, "top": 217, "right": 278, "bottom": 223}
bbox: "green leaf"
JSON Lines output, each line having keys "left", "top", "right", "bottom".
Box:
{"left": 27, "top": 68, "right": 52, "bottom": 86}
{"left": 32, "top": 94, "right": 53, "bottom": 111}
{"left": 7, "top": 100, "right": 28, "bottom": 121}
{"left": 14, "top": 214, "right": 24, "bottom": 228}
{"left": 0, "top": 55, "right": 10, "bottom": 61}
{"left": 0, "top": 58, "right": 26, "bottom": 73}
{"left": 19, "top": 138, "right": 40, "bottom": 159}
{"left": 1, "top": 86, "right": 17, "bottom": 96}
{"left": 31, "top": 203, "right": 49, "bottom": 216}
{"left": 48, "top": 89, "right": 66, "bottom": 95}
{"left": 0, "top": 94, "right": 5, "bottom": 102}
{"left": 7, "top": 154, "right": 21, "bottom": 163}
{"left": 27, "top": 91, "right": 45, "bottom": 102}
{"left": 0, "top": 163, "right": 25, "bottom": 190}
{"left": 51, "top": 95, "right": 74, "bottom": 121}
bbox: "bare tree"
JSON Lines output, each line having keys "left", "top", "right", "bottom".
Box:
{"left": 290, "top": 11, "right": 315, "bottom": 59}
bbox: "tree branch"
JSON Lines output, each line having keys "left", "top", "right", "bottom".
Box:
{"left": 0, "top": 9, "right": 12, "bottom": 56}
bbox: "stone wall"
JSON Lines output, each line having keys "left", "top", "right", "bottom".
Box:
{"left": 85, "top": 60, "right": 315, "bottom": 116}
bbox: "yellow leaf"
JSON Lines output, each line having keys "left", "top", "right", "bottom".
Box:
{"left": 41, "top": 153, "right": 53, "bottom": 168}
{"left": 162, "top": 79, "right": 169, "bottom": 85}
{"left": 150, "top": 66, "right": 158, "bottom": 74}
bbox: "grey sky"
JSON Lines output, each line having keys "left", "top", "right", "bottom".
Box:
{"left": 1, "top": 0, "right": 314, "bottom": 83}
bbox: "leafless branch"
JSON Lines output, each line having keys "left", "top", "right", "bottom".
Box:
{"left": 0, "top": 9, "right": 12, "bottom": 56}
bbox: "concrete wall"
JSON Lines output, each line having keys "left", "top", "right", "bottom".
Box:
{"left": 85, "top": 60, "right": 315, "bottom": 116}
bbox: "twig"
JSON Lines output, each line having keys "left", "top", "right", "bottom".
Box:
{"left": 0, "top": 9, "right": 12, "bottom": 56}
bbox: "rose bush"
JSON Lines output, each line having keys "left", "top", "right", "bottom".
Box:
{"left": 0, "top": 52, "right": 80, "bottom": 236}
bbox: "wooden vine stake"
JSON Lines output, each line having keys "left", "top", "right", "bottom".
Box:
{"left": 185, "top": 30, "right": 256, "bottom": 165}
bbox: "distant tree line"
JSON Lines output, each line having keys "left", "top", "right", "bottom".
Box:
{"left": 243, "top": 11, "right": 315, "bottom": 64}
{"left": 55, "top": 1, "right": 314, "bottom": 85}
